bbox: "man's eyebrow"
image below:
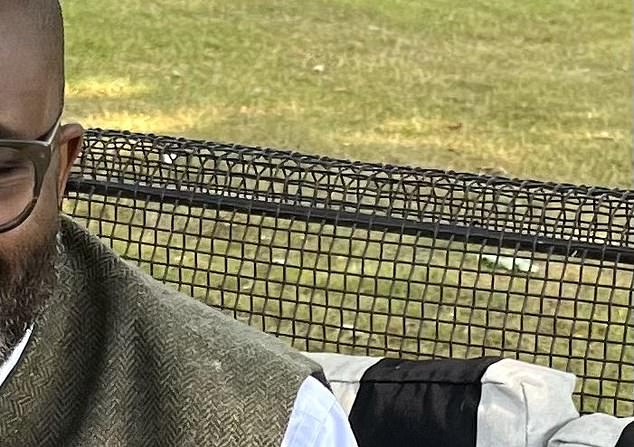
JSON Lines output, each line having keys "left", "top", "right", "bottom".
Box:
{"left": 0, "top": 122, "right": 37, "bottom": 140}
{"left": 0, "top": 123, "right": 22, "bottom": 139}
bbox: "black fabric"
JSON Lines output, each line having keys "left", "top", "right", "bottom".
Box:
{"left": 616, "top": 421, "right": 634, "bottom": 447}
{"left": 349, "top": 356, "right": 501, "bottom": 447}
{"left": 310, "top": 370, "right": 333, "bottom": 392}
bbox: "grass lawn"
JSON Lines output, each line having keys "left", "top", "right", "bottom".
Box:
{"left": 63, "top": 0, "right": 632, "bottom": 188}
{"left": 66, "top": 194, "right": 633, "bottom": 415}
{"left": 62, "top": 1, "right": 633, "bottom": 416}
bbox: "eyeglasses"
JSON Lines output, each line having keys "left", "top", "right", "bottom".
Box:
{"left": 0, "top": 115, "right": 62, "bottom": 234}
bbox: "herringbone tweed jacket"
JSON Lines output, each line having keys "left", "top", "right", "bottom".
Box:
{"left": 0, "top": 215, "right": 322, "bottom": 446}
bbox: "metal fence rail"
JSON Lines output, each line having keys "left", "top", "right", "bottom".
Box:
{"left": 64, "top": 129, "right": 634, "bottom": 417}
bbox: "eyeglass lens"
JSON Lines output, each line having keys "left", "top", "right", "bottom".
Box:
{"left": 0, "top": 148, "right": 36, "bottom": 227}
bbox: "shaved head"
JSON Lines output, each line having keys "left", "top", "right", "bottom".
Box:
{"left": 0, "top": 0, "right": 64, "bottom": 137}
{"left": 0, "top": 0, "right": 82, "bottom": 360}
{"left": 2, "top": 0, "right": 64, "bottom": 91}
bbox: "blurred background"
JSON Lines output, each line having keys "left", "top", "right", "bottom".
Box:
{"left": 62, "top": 0, "right": 632, "bottom": 187}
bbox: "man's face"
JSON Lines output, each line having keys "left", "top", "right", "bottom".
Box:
{"left": 0, "top": 12, "right": 83, "bottom": 358}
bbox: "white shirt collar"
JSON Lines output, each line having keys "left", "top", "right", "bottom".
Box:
{"left": 0, "top": 325, "right": 33, "bottom": 388}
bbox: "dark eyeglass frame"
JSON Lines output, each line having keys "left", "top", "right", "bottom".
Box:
{"left": 0, "top": 114, "right": 63, "bottom": 234}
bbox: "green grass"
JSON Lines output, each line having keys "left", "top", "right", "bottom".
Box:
{"left": 64, "top": 196, "right": 634, "bottom": 416}
{"left": 63, "top": 0, "right": 631, "bottom": 187}
{"left": 62, "top": 1, "right": 633, "bottom": 416}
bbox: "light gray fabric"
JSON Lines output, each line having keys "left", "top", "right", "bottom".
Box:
{"left": 304, "top": 353, "right": 630, "bottom": 447}
{"left": 547, "top": 414, "right": 634, "bottom": 447}
{"left": 477, "top": 358, "right": 579, "bottom": 447}
{"left": 302, "top": 352, "right": 382, "bottom": 415}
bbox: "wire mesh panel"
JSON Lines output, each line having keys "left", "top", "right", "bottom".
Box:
{"left": 64, "top": 129, "right": 634, "bottom": 417}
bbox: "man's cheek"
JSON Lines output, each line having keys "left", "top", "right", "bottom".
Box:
{"left": 0, "top": 226, "right": 43, "bottom": 282}
{"left": 0, "top": 235, "right": 21, "bottom": 278}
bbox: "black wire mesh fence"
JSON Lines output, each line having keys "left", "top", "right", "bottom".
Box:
{"left": 64, "top": 129, "right": 634, "bottom": 417}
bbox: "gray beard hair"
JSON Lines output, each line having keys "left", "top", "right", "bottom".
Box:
{"left": 0, "top": 227, "right": 61, "bottom": 362}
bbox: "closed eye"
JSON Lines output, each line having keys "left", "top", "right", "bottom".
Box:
{"left": 0, "top": 159, "right": 32, "bottom": 183}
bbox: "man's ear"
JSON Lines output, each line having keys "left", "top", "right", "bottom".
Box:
{"left": 56, "top": 122, "right": 84, "bottom": 206}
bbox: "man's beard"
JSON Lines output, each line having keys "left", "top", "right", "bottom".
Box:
{"left": 0, "top": 221, "right": 60, "bottom": 362}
